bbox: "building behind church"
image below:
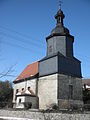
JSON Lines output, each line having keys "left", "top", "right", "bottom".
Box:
{"left": 13, "top": 4, "right": 83, "bottom": 110}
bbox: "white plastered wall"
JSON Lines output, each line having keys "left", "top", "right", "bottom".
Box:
{"left": 38, "top": 74, "right": 58, "bottom": 110}
{"left": 13, "top": 78, "right": 37, "bottom": 103}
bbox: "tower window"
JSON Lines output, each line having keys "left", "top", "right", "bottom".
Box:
{"left": 49, "top": 45, "right": 52, "bottom": 53}
{"left": 69, "top": 85, "right": 73, "bottom": 99}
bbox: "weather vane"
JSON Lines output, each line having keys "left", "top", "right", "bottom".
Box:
{"left": 59, "top": 0, "right": 63, "bottom": 10}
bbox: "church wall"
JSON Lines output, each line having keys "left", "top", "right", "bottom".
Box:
{"left": 66, "top": 36, "right": 73, "bottom": 57}
{"left": 72, "top": 77, "right": 83, "bottom": 100}
{"left": 13, "top": 78, "right": 37, "bottom": 103}
{"left": 15, "top": 96, "right": 39, "bottom": 109}
{"left": 39, "top": 56, "right": 58, "bottom": 77}
{"left": 58, "top": 74, "right": 83, "bottom": 100}
{"left": 38, "top": 74, "right": 58, "bottom": 110}
{"left": 56, "top": 36, "right": 66, "bottom": 56}
{"left": 58, "top": 55, "right": 82, "bottom": 78}
{"left": 58, "top": 74, "right": 69, "bottom": 100}
{"left": 58, "top": 74, "right": 83, "bottom": 109}
{"left": 47, "top": 37, "right": 55, "bottom": 56}
{"left": 47, "top": 36, "right": 66, "bottom": 56}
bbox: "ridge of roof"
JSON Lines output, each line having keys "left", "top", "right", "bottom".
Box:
{"left": 27, "top": 61, "right": 38, "bottom": 66}
{"left": 82, "top": 79, "right": 90, "bottom": 86}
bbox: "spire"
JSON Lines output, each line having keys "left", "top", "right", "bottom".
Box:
{"left": 55, "top": 1, "right": 65, "bottom": 26}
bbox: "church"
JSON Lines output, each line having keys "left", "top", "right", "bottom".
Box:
{"left": 13, "top": 3, "right": 83, "bottom": 110}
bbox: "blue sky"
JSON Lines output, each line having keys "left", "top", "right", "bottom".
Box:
{"left": 0, "top": 0, "right": 90, "bottom": 81}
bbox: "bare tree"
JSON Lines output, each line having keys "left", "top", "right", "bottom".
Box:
{"left": 0, "top": 36, "right": 16, "bottom": 80}
{"left": 0, "top": 65, "right": 15, "bottom": 79}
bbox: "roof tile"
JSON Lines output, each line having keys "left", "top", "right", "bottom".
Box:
{"left": 82, "top": 79, "right": 90, "bottom": 86}
{"left": 14, "top": 61, "right": 38, "bottom": 82}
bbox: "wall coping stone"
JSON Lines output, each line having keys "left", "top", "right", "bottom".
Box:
{"left": 0, "top": 109, "right": 90, "bottom": 120}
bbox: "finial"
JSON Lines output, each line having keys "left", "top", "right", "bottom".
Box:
{"left": 59, "top": 0, "right": 62, "bottom": 10}
{"left": 59, "top": 1, "right": 61, "bottom": 10}
{"left": 55, "top": 0, "right": 64, "bottom": 26}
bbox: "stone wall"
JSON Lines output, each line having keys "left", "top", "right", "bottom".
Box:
{"left": 0, "top": 110, "right": 90, "bottom": 120}
{"left": 58, "top": 74, "right": 83, "bottom": 100}
{"left": 14, "top": 95, "right": 39, "bottom": 109}
{"left": 38, "top": 74, "right": 58, "bottom": 109}
{"left": 58, "top": 74, "right": 83, "bottom": 109}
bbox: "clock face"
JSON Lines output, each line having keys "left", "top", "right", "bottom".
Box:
{"left": 49, "top": 45, "right": 52, "bottom": 53}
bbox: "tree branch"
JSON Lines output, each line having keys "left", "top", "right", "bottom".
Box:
{"left": 0, "top": 64, "right": 15, "bottom": 79}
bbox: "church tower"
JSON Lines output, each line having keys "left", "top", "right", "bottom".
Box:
{"left": 38, "top": 3, "right": 83, "bottom": 110}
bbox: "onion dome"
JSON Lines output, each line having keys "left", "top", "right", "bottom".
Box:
{"left": 51, "top": 2, "right": 69, "bottom": 34}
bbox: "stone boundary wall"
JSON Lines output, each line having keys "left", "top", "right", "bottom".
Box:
{"left": 0, "top": 109, "right": 90, "bottom": 120}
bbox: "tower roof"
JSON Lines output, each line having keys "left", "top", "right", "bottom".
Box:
{"left": 51, "top": 2, "right": 69, "bottom": 34}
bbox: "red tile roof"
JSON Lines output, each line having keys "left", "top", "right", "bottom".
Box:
{"left": 14, "top": 61, "right": 38, "bottom": 82}
{"left": 82, "top": 79, "right": 90, "bottom": 86}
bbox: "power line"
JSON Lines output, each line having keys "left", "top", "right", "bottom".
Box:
{"left": 74, "top": 50, "right": 90, "bottom": 63}
{"left": 2, "top": 39, "right": 43, "bottom": 54}
{"left": 1, "top": 28, "right": 90, "bottom": 62}
{"left": 0, "top": 26, "right": 90, "bottom": 77}
{"left": 0, "top": 32, "right": 44, "bottom": 49}
{"left": 0, "top": 31, "right": 46, "bottom": 54}
{"left": 1, "top": 33, "right": 90, "bottom": 63}
{"left": 1, "top": 35, "right": 90, "bottom": 63}
{"left": 0, "top": 25, "right": 44, "bottom": 46}
{"left": 75, "top": 52, "right": 90, "bottom": 60}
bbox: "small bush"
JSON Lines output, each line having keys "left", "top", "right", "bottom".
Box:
{"left": 24, "top": 102, "right": 32, "bottom": 109}
{"left": 52, "top": 104, "right": 59, "bottom": 110}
